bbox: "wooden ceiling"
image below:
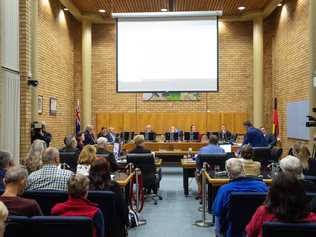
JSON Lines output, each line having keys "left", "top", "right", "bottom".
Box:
{"left": 71, "top": 0, "right": 272, "bottom": 17}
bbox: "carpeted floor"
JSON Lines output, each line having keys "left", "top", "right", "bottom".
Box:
{"left": 128, "top": 167, "right": 216, "bottom": 237}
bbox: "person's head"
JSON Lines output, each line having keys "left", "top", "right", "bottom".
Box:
{"left": 89, "top": 159, "right": 111, "bottom": 190}
{"left": 170, "top": 126, "right": 176, "bottom": 133}
{"left": 279, "top": 155, "right": 303, "bottom": 179}
{"left": 109, "top": 127, "right": 115, "bottom": 133}
{"left": 240, "top": 144, "right": 253, "bottom": 160}
{"left": 208, "top": 135, "right": 218, "bottom": 145}
{"left": 190, "top": 124, "right": 197, "bottom": 132}
{"left": 4, "top": 166, "right": 28, "bottom": 195}
{"left": 64, "top": 135, "right": 77, "bottom": 149}
{"left": 260, "top": 127, "right": 267, "bottom": 135}
{"left": 97, "top": 137, "right": 108, "bottom": 149}
{"left": 85, "top": 125, "right": 94, "bottom": 134}
{"left": 291, "top": 143, "right": 302, "bottom": 157}
{"left": 0, "top": 150, "right": 12, "bottom": 170}
{"left": 100, "top": 127, "right": 107, "bottom": 133}
{"left": 226, "top": 158, "right": 245, "bottom": 179}
{"left": 265, "top": 172, "right": 309, "bottom": 221}
{"left": 243, "top": 120, "right": 253, "bottom": 129}
{"left": 25, "top": 139, "right": 47, "bottom": 172}
{"left": 221, "top": 124, "right": 226, "bottom": 131}
{"left": 76, "top": 132, "right": 85, "bottom": 142}
{"left": 78, "top": 145, "right": 96, "bottom": 165}
{"left": 297, "top": 145, "right": 311, "bottom": 169}
{"left": 134, "top": 135, "right": 145, "bottom": 147}
{"left": 67, "top": 174, "right": 89, "bottom": 199}
{"left": 0, "top": 201, "right": 8, "bottom": 237}
{"left": 145, "top": 125, "right": 152, "bottom": 132}
{"left": 42, "top": 147, "right": 60, "bottom": 165}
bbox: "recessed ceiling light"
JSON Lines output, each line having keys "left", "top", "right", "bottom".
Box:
{"left": 99, "top": 9, "right": 106, "bottom": 13}
{"left": 161, "top": 8, "right": 168, "bottom": 12}
{"left": 238, "top": 6, "right": 246, "bottom": 11}
{"left": 63, "top": 8, "right": 69, "bottom": 11}
{"left": 277, "top": 3, "right": 282, "bottom": 7}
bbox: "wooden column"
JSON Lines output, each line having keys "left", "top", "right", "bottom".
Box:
{"left": 31, "top": 0, "right": 38, "bottom": 122}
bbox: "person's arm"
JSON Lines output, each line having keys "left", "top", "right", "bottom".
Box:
{"left": 269, "top": 134, "right": 277, "bottom": 146}
{"left": 243, "top": 132, "right": 249, "bottom": 145}
{"left": 93, "top": 210, "right": 105, "bottom": 237}
{"left": 31, "top": 201, "right": 43, "bottom": 216}
{"left": 245, "top": 205, "right": 264, "bottom": 237}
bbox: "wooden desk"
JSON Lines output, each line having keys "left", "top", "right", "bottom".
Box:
{"left": 181, "top": 159, "right": 197, "bottom": 196}
{"left": 117, "top": 158, "right": 163, "bottom": 168}
{"left": 114, "top": 172, "right": 134, "bottom": 187}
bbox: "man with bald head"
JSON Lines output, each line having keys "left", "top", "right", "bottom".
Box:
{"left": 26, "top": 147, "right": 73, "bottom": 191}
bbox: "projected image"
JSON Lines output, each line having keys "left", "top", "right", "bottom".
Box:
{"left": 143, "top": 92, "right": 200, "bottom": 101}
{"left": 116, "top": 16, "right": 219, "bottom": 92}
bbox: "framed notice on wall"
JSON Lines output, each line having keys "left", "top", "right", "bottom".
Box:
{"left": 37, "top": 95, "right": 43, "bottom": 114}
{"left": 49, "top": 97, "right": 57, "bottom": 116}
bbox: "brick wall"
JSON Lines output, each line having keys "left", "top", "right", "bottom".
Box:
{"left": 91, "top": 21, "right": 253, "bottom": 127}
{"left": 35, "top": 0, "right": 80, "bottom": 149}
{"left": 264, "top": 0, "right": 311, "bottom": 152}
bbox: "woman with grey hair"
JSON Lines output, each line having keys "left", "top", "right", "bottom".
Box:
{"left": 279, "top": 155, "right": 316, "bottom": 192}
{"left": 23, "top": 139, "right": 46, "bottom": 173}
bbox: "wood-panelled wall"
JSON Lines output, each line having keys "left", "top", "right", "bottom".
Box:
{"left": 96, "top": 112, "right": 248, "bottom": 134}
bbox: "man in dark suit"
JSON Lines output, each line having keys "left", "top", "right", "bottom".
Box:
{"left": 96, "top": 137, "right": 118, "bottom": 172}
{"left": 260, "top": 127, "right": 277, "bottom": 147}
{"left": 218, "top": 124, "right": 232, "bottom": 142}
{"left": 105, "top": 127, "right": 116, "bottom": 144}
{"left": 83, "top": 125, "right": 96, "bottom": 145}
{"left": 242, "top": 120, "right": 267, "bottom": 147}
{"left": 129, "top": 135, "right": 151, "bottom": 154}
{"left": 142, "top": 124, "right": 156, "bottom": 141}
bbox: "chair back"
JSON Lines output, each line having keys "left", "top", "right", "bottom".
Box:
{"left": 96, "top": 153, "right": 110, "bottom": 159}
{"left": 228, "top": 192, "right": 267, "bottom": 237}
{"left": 23, "top": 190, "right": 68, "bottom": 215}
{"left": 5, "top": 216, "right": 93, "bottom": 237}
{"left": 59, "top": 151, "right": 78, "bottom": 172}
{"left": 263, "top": 222, "right": 316, "bottom": 237}
{"left": 253, "top": 147, "right": 272, "bottom": 169}
{"left": 197, "top": 153, "right": 227, "bottom": 170}
{"left": 120, "top": 132, "right": 135, "bottom": 143}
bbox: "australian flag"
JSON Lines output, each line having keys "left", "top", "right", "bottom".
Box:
{"left": 75, "top": 100, "right": 80, "bottom": 134}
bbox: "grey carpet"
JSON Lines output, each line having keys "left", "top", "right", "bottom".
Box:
{"left": 128, "top": 167, "right": 216, "bottom": 237}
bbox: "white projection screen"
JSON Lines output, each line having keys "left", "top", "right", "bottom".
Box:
{"left": 116, "top": 14, "right": 219, "bottom": 92}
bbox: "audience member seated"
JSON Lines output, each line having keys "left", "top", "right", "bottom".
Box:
{"left": 51, "top": 174, "right": 104, "bottom": 237}
{"left": 23, "top": 139, "right": 46, "bottom": 173}
{"left": 0, "top": 166, "right": 42, "bottom": 216}
{"left": 0, "top": 201, "right": 8, "bottom": 237}
{"left": 84, "top": 125, "right": 96, "bottom": 145}
{"left": 246, "top": 172, "right": 316, "bottom": 237}
{"left": 212, "top": 158, "right": 268, "bottom": 237}
{"left": 240, "top": 144, "right": 261, "bottom": 177}
{"left": 243, "top": 120, "right": 267, "bottom": 147}
{"left": 129, "top": 135, "right": 151, "bottom": 154}
{"left": 96, "top": 137, "right": 118, "bottom": 172}
{"left": 297, "top": 145, "right": 316, "bottom": 176}
{"left": 279, "top": 155, "right": 316, "bottom": 192}
{"left": 97, "top": 127, "right": 108, "bottom": 138}
{"left": 76, "top": 132, "right": 85, "bottom": 151}
{"left": 288, "top": 143, "right": 301, "bottom": 157}
{"left": 105, "top": 127, "right": 116, "bottom": 143}
{"left": 26, "top": 147, "right": 73, "bottom": 191}
{"left": 77, "top": 145, "right": 97, "bottom": 176}
{"left": 260, "top": 127, "right": 277, "bottom": 147}
{"left": 89, "top": 159, "right": 129, "bottom": 229}
{"left": 0, "top": 151, "right": 12, "bottom": 190}
{"left": 218, "top": 124, "right": 232, "bottom": 142}
{"left": 60, "top": 135, "right": 80, "bottom": 154}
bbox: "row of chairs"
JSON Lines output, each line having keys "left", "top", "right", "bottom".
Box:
{"left": 226, "top": 192, "right": 316, "bottom": 237}
{"left": 4, "top": 190, "right": 126, "bottom": 237}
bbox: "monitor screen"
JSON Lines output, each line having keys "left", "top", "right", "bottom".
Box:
{"left": 220, "top": 144, "right": 232, "bottom": 153}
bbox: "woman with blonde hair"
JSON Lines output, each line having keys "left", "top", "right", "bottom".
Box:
{"left": 76, "top": 145, "right": 96, "bottom": 176}
{"left": 297, "top": 145, "right": 316, "bottom": 176}
{"left": 23, "top": 139, "right": 46, "bottom": 173}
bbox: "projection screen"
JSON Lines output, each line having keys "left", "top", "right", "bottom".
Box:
{"left": 115, "top": 12, "right": 219, "bottom": 92}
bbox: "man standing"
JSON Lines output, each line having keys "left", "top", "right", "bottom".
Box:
{"left": 242, "top": 121, "right": 267, "bottom": 147}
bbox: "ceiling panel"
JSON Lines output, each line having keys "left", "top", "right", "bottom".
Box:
{"left": 71, "top": 0, "right": 272, "bottom": 17}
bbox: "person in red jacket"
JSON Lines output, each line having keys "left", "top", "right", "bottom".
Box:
{"left": 246, "top": 172, "right": 316, "bottom": 237}
{"left": 51, "top": 174, "right": 104, "bottom": 237}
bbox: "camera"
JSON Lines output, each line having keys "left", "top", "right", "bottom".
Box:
{"left": 306, "top": 108, "right": 316, "bottom": 127}
{"left": 27, "top": 80, "right": 39, "bottom": 87}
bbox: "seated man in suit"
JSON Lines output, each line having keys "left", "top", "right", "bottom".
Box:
{"left": 212, "top": 158, "right": 268, "bottom": 237}
{"left": 96, "top": 137, "right": 118, "bottom": 172}
{"left": 142, "top": 124, "right": 156, "bottom": 141}
{"left": 218, "top": 124, "right": 232, "bottom": 142}
{"left": 242, "top": 120, "right": 267, "bottom": 147}
{"left": 105, "top": 127, "right": 116, "bottom": 144}
{"left": 260, "top": 127, "right": 277, "bottom": 147}
{"left": 97, "top": 127, "right": 108, "bottom": 138}
{"left": 84, "top": 125, "right": 96, "bottom": 145}
{"left": 165, "top": 126, "right": 180, "bottom": 141}
{"left": 129, "top": 135, "right": 151, "bottom": 154}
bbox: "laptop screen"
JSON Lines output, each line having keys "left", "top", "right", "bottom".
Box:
{"left": 220, "top": 144, "right": 232, "bottom": 153}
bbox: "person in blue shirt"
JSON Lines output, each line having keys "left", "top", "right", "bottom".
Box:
{"left": 212, "top": 158, "right": 268, "bottom": 237}
{"left": 195, "top": 135, "right": 225, "bottom": 197}
{"left": 0, "top": 151, "right": 12, "bottom": 191}
{"left": 242, "top": 120, "right": 267, "bottom": 147}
